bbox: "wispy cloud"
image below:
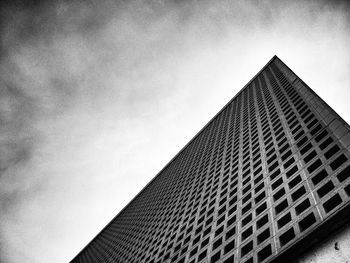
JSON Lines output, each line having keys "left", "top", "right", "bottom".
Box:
{"left": 0, "top": 0, "right": 349, "bottom": 262}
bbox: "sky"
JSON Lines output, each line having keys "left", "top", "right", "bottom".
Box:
{"left": 0, "top": 0, "right": 349, "bottom": 262}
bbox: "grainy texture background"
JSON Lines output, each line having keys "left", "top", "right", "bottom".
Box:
{"left": 0, "top": 1, "right": 349, "bottom": 262}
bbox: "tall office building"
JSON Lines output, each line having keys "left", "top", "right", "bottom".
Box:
{"left": 71, "top": 56, "right": 350, "bottom": 263}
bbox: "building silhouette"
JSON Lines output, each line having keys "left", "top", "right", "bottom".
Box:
{"left": 71, "top": 56, "right": 350, "bottom": 263}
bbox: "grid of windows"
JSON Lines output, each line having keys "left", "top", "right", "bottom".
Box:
{"left": 71, "top": 56, "right": 350, "bottom": 263}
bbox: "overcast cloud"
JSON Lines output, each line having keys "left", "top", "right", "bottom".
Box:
{"left": 0, "top": 0, "right": 349, "bottom": 262}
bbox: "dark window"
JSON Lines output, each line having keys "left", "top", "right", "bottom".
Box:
{"left": 300, "top": 143, "right": 312, "bottom": 155}
{"left": 281, "top": 150, "right": 292, "bottom": 161}
{"left": 257, "top": 228, "right": 270, "bottom": 244}
{"left": 330, "top": 154, "right": 348, "bottom": 170}
{"left": 242, "top": 203, "right": 252, "bottom": 215}
{"left": 279, "top": 228, "right": 295, "bottom": 246}
{"left": 315, "top": 130, "right": 328, "bottom": 142}
{"left": 299, "top": 212, "right": 317, "bottom": 232}
{"left": 256, "top": 202, "right": 267, "bottom": 215}
{"left": 295, "top": 198, "right": 311, "bottom": 215}
{"left": 215, "top": 226, "right": 224, "bottom": 237}
{"left": 288, "top": 175, "right": 302, "bottom": 189}
{"left": 224, "top": 239, "right": 235, "bottom": 254}
{"left": 213, "top": 238, "right": 222, "bottom": 250}
{"left": 201, "top": 237, "right": 210, "bottom": 248}
{"left": 273, "top": 188, "right": 286, "bottom": 201}
{"left": 223, "top": 255, "right": 235, "bottom": 263}
{"left": 317, "top": 181, "right": 335, "bottom": 198}
{"left": 344, "top": 184, "right": 350, "bottom": 196}
{"left": 337, "top": 166, "right": 350, "bottom": 182}
{"left": 255, "top": 191, "right": 266, "bottom": 204}
{"left": 198, "top": 250, "right": 207, "bottom": 262}
{"left": 292, "top": 186, "right": 306, "bottom": 202}
{"left": 310, "top": 124, "right": 323, "bottom": 136}
{"left": 242, "top": 214, "right": 252, "bottom": 227}
{"left": 277, "top": 212, "right": 292, "bottom": 229}
{"left": 226, "top": 227, "right": 236, "bottom": 240}
{"left": 307, "top": 159, "right": 322, "bottom": 174}
{"left": 283, "top": 157, "right": 295, "bottom": 169}
{"left": 210, "top": 251, "right": 221, "bottom": 263}
{"left": 304, "top": 150, "right": 317, "bottom": 163}
{"left": 257, "top": 214, "right": 269, "bottom": 229}
{"left": 275, "top": 199, "right": 288, "bottom": 215}
{"left": 312, "top": 169, "right": 328, "bottom": 186}
{"left": 325, "top": 145, "right": 340, "bottom": 159}
{"left": 272, "top": 178, "right": 283, "bottom": 190}
{"left": 323, "top": 194, "right": 342, "bottom": 213}
{"left": 241, "top": 241, "right": 253, "bottom": 257}
{"left": 319, "top": 137, "right": 334, "bottom": 150}
{"left": 269, "top": 161, "right": 279, "bottom": 172}
{"left": 270, "top": 169, "right": 281, "bottom": 180}
{"left": 286, "top": 165, "right": 298, "bottom": 178}
{"left": 242, "top": 226, "right": 253, "bottom": 241}
{"left": 257, "top": 244, "right": 272, "bottom": 262}
{"left": 297, "top": 136, "right": 308, "bottom": 147}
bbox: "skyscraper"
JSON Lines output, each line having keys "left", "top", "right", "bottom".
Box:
{"left": 71, "top": 56, "right": 350, "bottom": 263}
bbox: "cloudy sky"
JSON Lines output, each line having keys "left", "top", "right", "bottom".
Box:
{"left": 0, "top": 0, "right": 349, "bottom": 262}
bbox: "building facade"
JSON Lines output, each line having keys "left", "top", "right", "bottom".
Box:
{"left": 71, "top": 56, "right": 350, "bottom": 263}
